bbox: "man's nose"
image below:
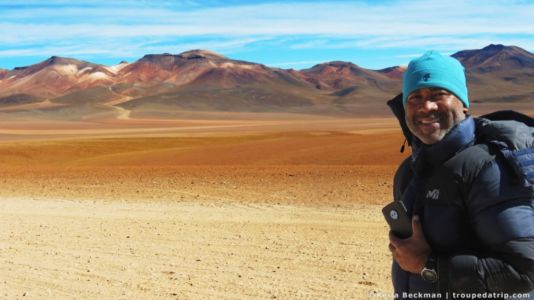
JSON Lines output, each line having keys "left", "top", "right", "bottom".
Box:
{"left": 419, "top": 99, "right": 438, "bottom": 112}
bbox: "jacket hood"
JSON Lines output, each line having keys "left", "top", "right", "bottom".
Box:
{"left": 387, "top": 93, "right": 413, "bottom": 147}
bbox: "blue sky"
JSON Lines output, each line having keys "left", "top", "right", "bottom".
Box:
{"left": 1, "top": 0, "right": 533, "bottom": 70}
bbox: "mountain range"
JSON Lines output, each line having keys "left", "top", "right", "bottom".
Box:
{"left": 0, "top": 44, "right": 532, "bottom": 120}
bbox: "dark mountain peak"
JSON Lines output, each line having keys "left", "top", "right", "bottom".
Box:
{"left": 483, "top": 44, "right": 505, "bottom": 51}
{"left": 140, "top": 53, "right": 174, "bottom": 61}
{"left": 119, "top": 60, "right": 128, "bottom": 64}
{"left": 327, "top": 61, "right": 358, "bottom": 67}
{"left": 310, "top": 61, "right": 358, "bottom": 69}
{"left": 178, "top": 49, "right": 226, "bottom": 60}
{"left": 44, "top": 56, "right": 87, "bottom": 66}
{"left": 138, "top": 50, "right": 227, "bottom": 66}
{"left": 137, "top": 54, "right": 183, "bottom": 68}
{"left": 452, "top": 44, "right": 534, "bottom": 71}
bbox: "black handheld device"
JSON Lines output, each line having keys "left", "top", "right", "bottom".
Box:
{"left": 382, "top": 201, "right": 412, "bottom": 238}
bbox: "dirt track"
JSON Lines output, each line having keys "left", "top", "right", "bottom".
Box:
{"left": 0, "top": 117, "right": 407, "bottom": 299}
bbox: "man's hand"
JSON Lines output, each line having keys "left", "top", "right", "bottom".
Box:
{"left": 389, "top": 215, "right": 431, "bottom": 274}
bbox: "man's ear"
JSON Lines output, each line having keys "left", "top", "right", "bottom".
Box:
{"left": 463, "top": 108, "right": 468, "bottom": 114}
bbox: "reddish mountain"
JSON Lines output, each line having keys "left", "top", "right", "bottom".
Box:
{"left": 0, "top": 56, "right": 116, "bottom": 98}
{"left": 114, "top": 50, "right": 324, "bottom": 114}
{"left": 0, "top": 45, "right": 531, "bottom": 119}
{"left": 448, "top": 45, "right": 534, "bottom": 104}
{"left": 299, "top": 61, "right": 397, "bottom": 90}
{"left": 118, "top": 49, "right": 308, "bottom": 89}
{"left": 453, "top": 44, "right": 534, "bottom": 72}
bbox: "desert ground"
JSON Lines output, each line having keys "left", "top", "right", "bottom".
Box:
{"left": 0, "top": 112, "right": 422, "bottom": 299}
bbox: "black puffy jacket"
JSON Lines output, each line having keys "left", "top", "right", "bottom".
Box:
{"left": 387, "top": 94, "right": 534, "bottom": 299}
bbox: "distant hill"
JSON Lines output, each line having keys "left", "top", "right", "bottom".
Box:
{"left": 0, "top": 45, "right": 532, "bottom": 119}
{"left": 452, "top": 44, "right": 534, "bottom": 104}
{"left": 300, "top": 61, "right": 397, "bottom": 90}
{"left": 453, "top": 44, "right": 534, "bottom": 72}
{"left": 0, "top": 56, "right": 117, "bottom": 99}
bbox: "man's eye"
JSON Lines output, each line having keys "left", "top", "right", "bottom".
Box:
{"left": 431, "top": 92, "right": 448, "bottom": 99}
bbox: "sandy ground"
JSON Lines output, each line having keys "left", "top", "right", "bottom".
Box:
{"left": 1, "top": 198, "right": 392, "bottom": 299}
{"left": 0, "top": 116, "right": 408, "bottom": 299}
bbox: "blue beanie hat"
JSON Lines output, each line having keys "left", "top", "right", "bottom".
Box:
{"left": 402, "top": 51, "right": 469, "bottom": 108}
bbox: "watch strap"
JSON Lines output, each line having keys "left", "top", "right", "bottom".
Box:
{"left": 421, "top": 253, "right": 438, "bottom": 282}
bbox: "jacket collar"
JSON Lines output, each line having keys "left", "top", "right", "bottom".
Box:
{"left": 411, "top": 116, "right": 475, "bottom": 173}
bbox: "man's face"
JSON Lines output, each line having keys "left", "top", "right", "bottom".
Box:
{"left": 405, "top": 88, "right": 466, "bottom": 145}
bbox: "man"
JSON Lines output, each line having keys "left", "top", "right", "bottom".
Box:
{"left": 386, "top": 51, "right": 534, "bottom": 299}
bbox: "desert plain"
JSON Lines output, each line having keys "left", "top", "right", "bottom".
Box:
{"left": 2, "top": 106, "right": 528, "bottom": 300}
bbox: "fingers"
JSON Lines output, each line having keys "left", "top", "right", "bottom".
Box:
{"left": 411, "top": 215, "right": 423, "bottom": 239}
{"left": 388, "top": 231, "right": 398, "bottom": 258}
{"left": 389, "top": 230, "right": 401, "bottom": 248}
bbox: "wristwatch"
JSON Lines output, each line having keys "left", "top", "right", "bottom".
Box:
{"left": 420, "top": 254, "right": 438, "bottom": 282}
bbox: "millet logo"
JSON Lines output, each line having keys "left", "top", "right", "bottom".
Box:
{"left": 426, "top": 189, "right": 440, "bottom": 200}
{"left": 423, "top": 73, "right": 431, "bottom": 82}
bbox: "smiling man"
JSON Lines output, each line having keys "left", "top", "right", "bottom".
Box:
{"left": 404, "top": 86, "right": 466, "bottom": 145}
{"left": 387, "top": 51, "right": 534, "bottom": 299}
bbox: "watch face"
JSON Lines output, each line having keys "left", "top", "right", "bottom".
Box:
{"left": 421, "top": 269, "right": 438, "bottom": 282}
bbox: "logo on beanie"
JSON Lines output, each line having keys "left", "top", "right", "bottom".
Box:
{"left": 423, "top": 73, "right": 431, "bottom": 82}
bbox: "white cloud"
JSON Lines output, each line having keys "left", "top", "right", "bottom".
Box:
{"left": 0, "top": 36, "right": 272, "bottom": 65}
{"left": 0, "top": 0, "right": 533, "bottom": 62}
{"left": 1, "top": 1, "right": 533, "bottom": 37}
